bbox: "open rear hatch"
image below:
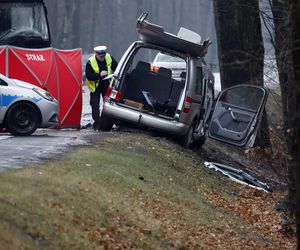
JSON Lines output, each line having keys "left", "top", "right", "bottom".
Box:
{"left": 136, "top": 13, "right": 210, "bottom": 57}
{"left": 108, "top": 13, "right": 209, "bottom": 119}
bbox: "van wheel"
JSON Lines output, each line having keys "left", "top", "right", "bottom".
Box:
{"left": 193, "top": 135, "right": 207, "bottom": 148}
{"left": 6, "top": 103, "right": 39, "bottom": 136}
{"left": 99, "top": 113, "right": 114, "bottom": 131}
{"left": 179, "top": 121, "right": 195, "bottom": 148}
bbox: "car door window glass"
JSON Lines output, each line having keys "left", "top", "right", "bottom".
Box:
{"left": 152, "top": 51, "right": 186, "bottom": 79}
{"left": 220, "top": 86, "right": 264, "bottom": 111}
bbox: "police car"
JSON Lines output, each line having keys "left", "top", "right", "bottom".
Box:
{"left": 0, "top": 73, "right": 58, "bottom": 135}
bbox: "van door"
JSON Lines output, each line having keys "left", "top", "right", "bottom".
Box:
{"left": 192, "top": 63, "right": 205, "bottom": 136}
{"left": 208, "top": 85, "right": 268, "bottom": 148}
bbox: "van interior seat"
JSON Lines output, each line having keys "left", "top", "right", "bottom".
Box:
{"left": 167, "top": 80, "right": 185, "bottom": 109}
{"left": 135, "top": 61, "right": 151, "bottom": 71}
{"left": 122, "top": 61, "right": 185, "bottom": 116}
{"left": 124, "top": 61, "right": 173, "bottom": 104}
{"left": 154, "top": 67, "right": 173, "bottom": 104}
{"left": 180, "top": 71, "right": 186, "bottom": 82}
{"left": 166, "top": 71, "right": 186, "bottom": 104}
{"left": 123, "top": 61, "right": 152, "bottom": 102}
{"left": 157, "top": 67, "right": 172, "bottom": 78}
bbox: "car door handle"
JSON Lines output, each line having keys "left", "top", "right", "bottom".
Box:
{"left": 225, "top": 107, "right": 241, "bottom": 121}
{"left": 229, "top": 110, "right": 238, "bottom": 121}
{"left": 227, "top": 109, "right": 250, "bottom": 123}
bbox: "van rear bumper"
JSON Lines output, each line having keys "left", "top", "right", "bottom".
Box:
{"left": 103, "top": 102, "right": 189, "bottom": 135}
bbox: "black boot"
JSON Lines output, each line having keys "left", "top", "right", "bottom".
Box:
{"left": 93, "top": 121, "right": 99, "bottom": 130}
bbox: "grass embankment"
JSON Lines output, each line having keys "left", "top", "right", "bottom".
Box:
{"left": 0, "top": 132, "right": 295, "bottom": 249}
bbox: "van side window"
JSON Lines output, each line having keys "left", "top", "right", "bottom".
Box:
{"left": 0, "top": 78, "right": 8, "bottom": 86}
{"left": 195, "top": 67, "right": 203, "bottom": 95}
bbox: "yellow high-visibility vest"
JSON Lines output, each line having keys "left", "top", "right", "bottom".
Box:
{"left": 85, "top": 53, "right": 112, "bottom": 92}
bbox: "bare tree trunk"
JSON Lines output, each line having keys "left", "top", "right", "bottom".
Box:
{"left": 287, "top": 0, "right": 300, "bottom": 246}
{"left": 272, "top": 0, "right": 291, "bottom": 122}
{"left": 71, "top": 0, "right": 80, "bottom": 48}
{"left": 271, "top": 0, "right": 297, "bottom": 221}
{"left": 213, "top": 0, "right": 264, "bottom": 88}
{"left": 213, "top": 0, "right": 270, "bottom": 147}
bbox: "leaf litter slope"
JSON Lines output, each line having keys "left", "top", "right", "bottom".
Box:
{"left": 0, "top": 132, "right": 296, "bottom": 249}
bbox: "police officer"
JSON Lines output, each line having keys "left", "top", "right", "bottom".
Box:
{"left": 85, "top": 46, "right": 118, "bottom": 130}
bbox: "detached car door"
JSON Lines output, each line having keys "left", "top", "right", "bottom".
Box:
{"left": 208, "top": 85, "right": 268, "bottom": 148}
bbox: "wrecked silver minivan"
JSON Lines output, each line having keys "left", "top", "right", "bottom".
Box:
{"left": 100, "top": 13, "right": 268, "bottom": 148}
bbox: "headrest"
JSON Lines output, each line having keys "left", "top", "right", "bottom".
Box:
{"left": 136, "top": 61, "right": 150, "bottom": 71}
{"left": 180, "top": 71, "right": 186, "bottom": 79}
{"left": 157, "top": 67, "right": 172, "bottom": 78}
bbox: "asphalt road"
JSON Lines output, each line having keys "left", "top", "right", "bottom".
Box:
{"left": 0, "top": 76, "right": 223, "bottom": 171}
{"left": 0, "top": 129, "right": 102, "bottom": 171}
{"left": 0, "top": 87, "right": 100, "bottom": 171}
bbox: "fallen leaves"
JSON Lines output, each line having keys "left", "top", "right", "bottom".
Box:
{"left": 204, "top": 188, "right": 296, "bottom": 249}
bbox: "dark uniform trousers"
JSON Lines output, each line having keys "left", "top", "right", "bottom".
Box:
{"left": 90, "top": 81, "right": 109, "bottom": 125}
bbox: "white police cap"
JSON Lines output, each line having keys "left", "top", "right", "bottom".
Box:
{"left": 94, "top": 45, "right": 107, "bottom": 56}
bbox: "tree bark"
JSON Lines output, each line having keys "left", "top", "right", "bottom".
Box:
{"left": 213, "top": 0, "right": 264, "bottom": 88}
{"left": 272, "top": 0, "right": 291, "bottom": 123}
{"left": 271, "top": 0, "right": 297, "bottom": 220}
{"left": 287, "top": 0, "right": 300, "bottom": 246}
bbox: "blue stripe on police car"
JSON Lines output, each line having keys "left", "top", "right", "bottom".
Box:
{"left": 2, "top": 95, "right": 42, "bottom": 107}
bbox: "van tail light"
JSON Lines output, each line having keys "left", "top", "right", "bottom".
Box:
{"left": 105, "top": 87, "right": 122, "bottom": 101}
{"left": 150, "top": 65, "right": 160, "bottom": 72}
{"left": 183, "top": 96, "right": 193, "bottom": 113}
{"left": 105, "top": 87, "right": 113, "bottom": 97}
